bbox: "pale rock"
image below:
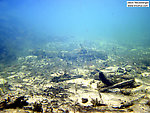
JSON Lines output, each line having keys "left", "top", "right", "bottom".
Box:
{"left": 142, "top": 72, "right": 150, "bottom": 77}
{"left": 0, "top": 78, "right": 7, "bottom": 86}
{"left": 27, "top": 95, "right": 46, "bottom": 104}
{"left": 7, "top": 74, "right": 19, "bottom": 79}
{"left": 26, "top": 55, "right": 37, "bottom": 59}
{"left": 102, "top": 66, "right": 118, "bottom": 73}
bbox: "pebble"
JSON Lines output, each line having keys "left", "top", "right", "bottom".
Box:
{"left": 142, "top": 72, "right": 150, "bottom": 77}
{"left": 117, "top": 67, "right": 124, "bottom": 73}
{"left": 82, "top": 98, "right": 88, "bottom": 103}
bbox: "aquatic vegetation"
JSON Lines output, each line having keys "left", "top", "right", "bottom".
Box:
{"left": 0, "top": 78, "right": 7, "bottom": 95}
{"left": 91, "top": 98, "right": 101, "bottom": 107}
{"left": 33, "top": 102, "right": 43, "bottom": 112}
{"left": 0, "top": 88, "right": 4, "bottom": 95}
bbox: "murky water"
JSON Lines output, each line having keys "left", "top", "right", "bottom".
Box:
{"left": 0, "top": 0, "right": 150, "bottom": 112}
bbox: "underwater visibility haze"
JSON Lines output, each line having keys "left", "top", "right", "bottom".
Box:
{"left": 0, "top": 0, "right": 150, "bottom": 112}
{"left": 0, "top": 0, "right": 150, "bottom": 54}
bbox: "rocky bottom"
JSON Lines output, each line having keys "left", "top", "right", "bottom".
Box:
{"left": 0, "top": 54, "right": 150, "bottom": 113}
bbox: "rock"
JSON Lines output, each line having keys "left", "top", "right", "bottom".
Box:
{"left": 125, "top": 65, "right": 132, "bottom": 72}
{"left": 102, "top": 66, "right": 118, "bottom": 73}
{"left": 51, "top": 100, "right": 59, "bottom": 108}
{"left": 23, "top": 106, "right": 32, "bottom": 110}
{"left": 44, "top": 86, "right": 65, "bottom": 95}
{"left": 147, "top": 66, "right": 150, "bottom": 70}
{"left": 99, "top": 79, "right": 135, "bottom": 92}
{"left": 141, "top": 72, "right": 150, "bottom": 77}
{"left": 141, "top": 65, "right": 147, "bottom": 70}
{"left": 117, "top": 67, "right": 124, "bottom": 73}
{"left": 58, "top": 108, "right": 65, "bottom": 112}
{"left": 0, "top": 78, "right": 7, "bottom": 87}
{"left": 93, "top": 73, "right": 99, "bottom": 80}
{"left": 0, "top": 99, "right": 7, "bottom": 110}
{"left": 51, "top": 72, "right": 71, "bottom": 83}
{"left": 7, "top": 74, "right": 19, "bottom": 79}
{"left": 82, "top": 98, "right": 88, "bottom": 103}
{"left": 98, "top": 70, "right": 113, "bottom": 86}
{"left": 114, "top": 101, "right": 134, "bottom": 109}
{"left": 0, "top": 96, "right": 28, "bottom": 110}
{"left": 146, "top": 99, "right": 150, "bottom": 106}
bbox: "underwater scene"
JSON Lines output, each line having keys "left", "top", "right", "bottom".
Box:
{"left": 0, "top": 0, "right": 150, "bottom": 112}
